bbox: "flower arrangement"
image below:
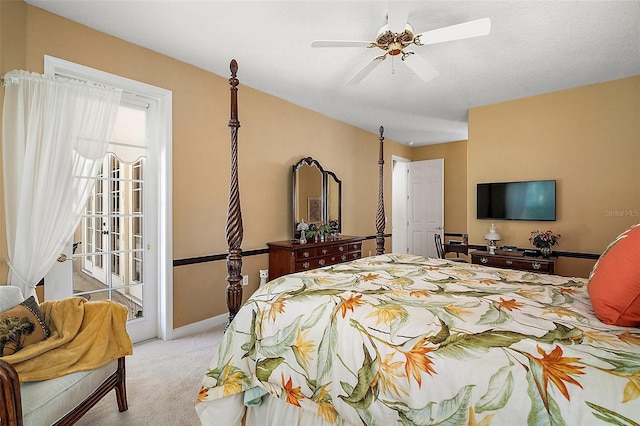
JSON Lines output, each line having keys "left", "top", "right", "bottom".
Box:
{"left": 317, "top": 223, "right": 333, "bottom": 236}
{"left": 305, "top": 223, "right": 318, "bottom": 238}
{"left": 306, "top": 222, "right": 333, "bottom": 240}
{"left": 529, "top": 230, "right": 561, "bottom": 249}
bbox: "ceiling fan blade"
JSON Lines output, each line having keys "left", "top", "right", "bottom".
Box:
{"left": 402, "top": 54, "right": 439, "bottom": 82}
{"left": 311, "top": 40, "right": 372, "bottom": 48}
{"left": 415, "top": 18, "right": 491, "bottom": 45}
{"left": 346, "top": 56, "right": 385, "bottom": 85}
{"left": 387, "top": 3, "right": 410, "bottom": 33}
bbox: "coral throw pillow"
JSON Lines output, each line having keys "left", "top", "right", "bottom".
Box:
{"left": 588, "top": 224, "right": 640, "bottom": 326}
{"left": 0, "top": 296, "right": 50, "bottom": 356}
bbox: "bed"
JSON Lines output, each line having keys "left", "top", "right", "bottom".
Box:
{"left": 196, "top": 61, "right": 640, "bottom": 425}
{"left": 197, "top": 253, "right": 639, "bottom": 425}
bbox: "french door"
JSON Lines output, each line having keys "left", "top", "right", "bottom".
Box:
{"left": 46, "top": 137, "right": 157, "bottom": 344}
{"left": 76, "top": 154, "right": 145, "bottom": 319}
{"left": 43, "top": 55, "right": 172, "bottom": 342}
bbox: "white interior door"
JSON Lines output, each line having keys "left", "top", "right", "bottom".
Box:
{"left": 392, "top": 156, "right": 409, "bottom": 253}
{"left": 408, "top": 159, "right": 444, "bottom": 258}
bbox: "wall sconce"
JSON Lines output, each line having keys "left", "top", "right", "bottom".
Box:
{"left": 484, "top": 223, "right": 502, "bottom": 254}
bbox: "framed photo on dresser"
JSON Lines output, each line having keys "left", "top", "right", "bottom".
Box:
{"left": 307, "top": 197, "right": 321, "bottom": 223}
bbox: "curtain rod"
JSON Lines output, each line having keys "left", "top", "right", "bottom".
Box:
{"left": 1, "top": 71, "right": 120, "bottom": 93}
{"left": 1, "top": 75, "right": 15, "bottom": 87}
{"left": 0, "top": 72, "right": 21, "bottom": 87}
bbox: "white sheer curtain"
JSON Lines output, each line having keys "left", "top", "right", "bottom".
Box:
{"left": 2, "top": 70, "right": 122, "bottom": 300}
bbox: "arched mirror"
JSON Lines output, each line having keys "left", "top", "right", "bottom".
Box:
{"left": 292, "top": 157, "right": 342, "bottom": 239}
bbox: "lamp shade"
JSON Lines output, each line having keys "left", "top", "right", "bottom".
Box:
{"left": 484, "top": 223, "right": 502, "bottom": 241}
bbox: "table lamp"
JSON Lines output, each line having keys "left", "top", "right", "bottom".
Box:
{"left": 484, "top": 223, "right": 502, "bottom": 254}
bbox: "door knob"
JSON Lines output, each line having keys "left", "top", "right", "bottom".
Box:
{"left": 56, "top": 254, "right": 76, "bottom": 262}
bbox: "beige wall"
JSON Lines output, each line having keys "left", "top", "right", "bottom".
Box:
{"left": 0, "top": 2, "right": 409, "bottom": 328}
{"left": 411, "top": 140, "right": 468, "bottom": 235}
{"left": 468, "top": 76, "right": 640, "bottom": 278}
{"left": 410, "top": 78, "right": 640, "bottom": 278}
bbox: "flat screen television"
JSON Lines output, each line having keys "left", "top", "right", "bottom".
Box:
{"left": 477, "top": 180, "right": 556, "bottom": 221}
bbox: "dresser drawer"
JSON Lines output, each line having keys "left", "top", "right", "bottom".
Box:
{"left": 348, "top": 242, "right": 362, "bottom": 252}
{"left": 472, "top": 251, "right": 556, "bottom": 274}
{"left": 295, "top": 248, "right": 316, "bottom": 261}
{"left": 514, "top": 259, "right": 551, "bottom": 273}
{"left": 296, "top": 255, "right": 336, "bottom": 271}
{"left": 295, "top": 258, "right": 319, "bottom": 271}
{"left": 486, "top": 257, "right": 551, "bottom": 273}
{"left": 332, "top": 243, "right": 349, "bottom": 255}
{"left": 317, "top": 246, "right": 332, "bottom": 257}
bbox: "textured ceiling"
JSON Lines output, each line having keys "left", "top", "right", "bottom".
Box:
{"left": 26, "top": 0, "right": 640, "bottom": 145}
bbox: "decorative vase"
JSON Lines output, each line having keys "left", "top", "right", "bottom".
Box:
{"left": 540, "top": 247, "right": 551, "bottom": 258}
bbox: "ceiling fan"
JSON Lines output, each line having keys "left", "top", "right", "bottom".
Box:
{"left": 311, "top": 8, "right": 491, "bottom": 85}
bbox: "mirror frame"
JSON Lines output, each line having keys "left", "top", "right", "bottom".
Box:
{"left": 292, "top": 157, "right": 342, "bottom": 238}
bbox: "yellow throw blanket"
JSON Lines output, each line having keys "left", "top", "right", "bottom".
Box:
{"left": 2, "top": 297, "right": 133, "bottom": 382}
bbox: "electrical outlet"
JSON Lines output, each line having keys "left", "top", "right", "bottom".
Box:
{"left": 243, "top": 275, "right": 248, "bottom": 286}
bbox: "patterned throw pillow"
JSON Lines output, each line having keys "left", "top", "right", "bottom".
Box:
{"left": 0, "top": 296, "right": 50, "bottom": 356}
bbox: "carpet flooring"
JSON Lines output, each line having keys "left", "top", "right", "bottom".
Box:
{"left": 76, "top": 325, "right": 224, "bottom": 425}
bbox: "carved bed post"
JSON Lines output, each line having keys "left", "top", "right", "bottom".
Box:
{"left": 226, "top": 59, "right": 243, "bottom": 328}
{"left": 376, "top": 126, "right": 385, "bottom": 255}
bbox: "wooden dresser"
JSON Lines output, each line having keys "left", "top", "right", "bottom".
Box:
{"left": 471, "top": 250, "right": 557, "bottom": 274}
{"left": 267, "top": 236, "right": 363, "bottom": 279}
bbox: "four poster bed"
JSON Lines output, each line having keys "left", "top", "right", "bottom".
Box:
{"left": 196, "top": 60, "right": 640, "bottom": 425}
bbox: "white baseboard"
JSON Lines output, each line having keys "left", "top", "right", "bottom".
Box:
{"left": 169, "top": 313, "right": 228, "bottom": 340}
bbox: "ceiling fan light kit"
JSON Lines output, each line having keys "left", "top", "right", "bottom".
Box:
{"left": 312, "top": 13, "right": 491, "bottom": 84}
{"left": 374, "top": 23, "right": 415, "bottom": 56}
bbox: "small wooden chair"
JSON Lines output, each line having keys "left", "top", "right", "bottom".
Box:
{"left": 434, "top": 234, "right": 468, "bottom": 262}
{"left": 434, "top": 233, "right": 446, "bottom": 259}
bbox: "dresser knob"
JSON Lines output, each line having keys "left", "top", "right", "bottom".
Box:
{"left": 303, "top": 262, "right": 310, "bottom": 269}
{"left": 303, "top": 251, "right": 309, "bottom": 258}
{"left": 322, "top": 249, "right": 328, "bottom": 254}
{"left": 532, "top": 263, "right": 541, "bottom": 270}
{"left": 339, "top": 247, "right": 344, "bottom": 252}
{"left": 319, "top": 259, "right": 325, "bottom": 266}
{"left": 506, "top": 260, "right": 513, "bottom": 266}
{"left": 341, "top": 255, "right": 347, "bottom": 261}
{"left": 480, "top": 257, "right": 488, "bottom": 264}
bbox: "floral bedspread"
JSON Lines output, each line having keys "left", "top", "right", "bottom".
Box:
{"left": 197, "top": 254, "right": 640, "bottom": 425}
